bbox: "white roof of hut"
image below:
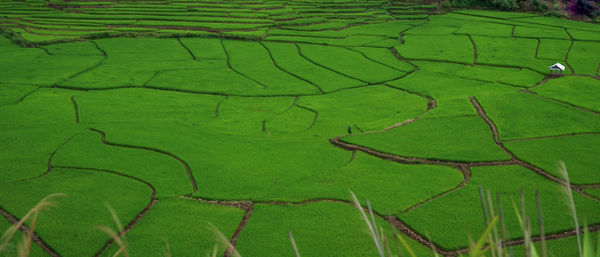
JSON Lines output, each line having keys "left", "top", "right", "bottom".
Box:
{"left": 549, "top": 63, "right": 565, "bottom": 71}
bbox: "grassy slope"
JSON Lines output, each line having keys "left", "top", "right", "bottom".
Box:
{"left": 0, "top": 88, "right": 85, "bottom": 182}
{"left": 92, "top": 121, "right": 463, "bottom": 214}
{"left": 532, "top": 76, "right": 600, "bottom": 112}
{"left": 477, "top": 92, "right": 600, "bottom": 140}
{"left": 505, "top": 134, "right": 600, "bottom": 184}
{"left": 262, "top": 42, "right": 366, "bottom": 92}
{"left": 296, "top": 85, "right": 428, "bottom": 134}
{"left": 52, "top": 131, "right": 194, "bottom": 197}
{"left": 0, "top": 168, "right": 151, "bottom": 256}
{"left": 0, "top": 37, "right": 103, "bottom": 86}
{"left": 62, "top": 38, "right": 191, "bottom": 88}
{"left": 223, "top": 40, "right": 319, "bottom": 94}
{"left": 298, "top": 43, "right": 404, "bottom": 83}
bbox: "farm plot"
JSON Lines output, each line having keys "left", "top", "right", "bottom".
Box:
{"left": 1, "top": 2, "right": 600, "bottom": 257}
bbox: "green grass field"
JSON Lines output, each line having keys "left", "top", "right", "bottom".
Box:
{"left": 1, "top": 0, "right": 600, "bottom": 256}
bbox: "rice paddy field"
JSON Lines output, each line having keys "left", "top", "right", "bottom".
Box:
{"left": 0, "top": 0, "right": 600, "bottom": 256}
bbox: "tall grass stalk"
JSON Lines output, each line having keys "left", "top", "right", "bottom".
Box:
{"left": 350, "top": 191, "right": 385, "bottom": 257}
{"left": 209, "top": 223, "right": 241, "bottom": 257}
{"left": 288, "top": 231, "right": 301, "bottom": 257}
{"left": 559, "top": 161, "right": 583, "bottom": 257}
{"left": 97, "top": 204, "right": 129, "bottom": 257}
{"left": 0, "top": 193, "right": 64, "bottom": 257}
{"left": 536, "top": 190, "right": 547, "bottom": 257}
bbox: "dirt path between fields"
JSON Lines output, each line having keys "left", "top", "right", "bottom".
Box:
{"left": 89, "top": 128, "right": 198, "bottom": 193}
{"left": 70, "top": 96, "right": 79, "bottom": 123}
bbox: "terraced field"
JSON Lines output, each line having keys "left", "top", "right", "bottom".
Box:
{"left": 1, "top": 0, "right": 600, "bottom": 256}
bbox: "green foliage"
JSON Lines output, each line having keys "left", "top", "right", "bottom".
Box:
{"left": 532, "top": 0, "right": 549, "bottom": 12}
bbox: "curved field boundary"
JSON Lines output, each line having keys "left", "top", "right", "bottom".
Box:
{"left": 55, "top": 41, "right": 107, "bottom": 85}
{"left": 180, "top": 196, "right": 253, "bottom": 257}
{"left": 0, "top": 206, "right": 61, "bottom": 257}
{"left": 291, "top": 101, "right": 319, "bottom": 130}
{"left": 48, "top": 165, "right": 157, "bottom": 257}
{"left": 88, "top": 128, "right": 198, "bottom": 193}
{"left": 214, "top": 95, "right": 228, "bottom": 117}
{"left": 294, "top": 43, "right": 368, "bottom": 84}
{"left": 219, "top": 37, "right": 268, "bottom": 89}
{"left": 401, "top": 164, "right": 471, "bottom": 213}
{"left": 331, "top": 137, "right": 513, "bottom": 166}
{"left": 183, "top": 192, "right": 600, "bottom": 257}
{"left": 176, "top": 37, "right": 196, "bottom": 60}
{"left": 70, "top": 96, "right": 79, "bottom": 123}
{"left": 19, "top": 136, "right": 75, "bottom": 182}
{"left": 0, "top": 87, "right": 40, "bottom": 107}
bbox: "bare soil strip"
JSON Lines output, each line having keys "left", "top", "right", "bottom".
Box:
{"left": 70, "top": 95, "right": 79, "bottom": 123}
{"left": 331, "top": 136, "right": 511, "bottom": 166}
{"left": 0, "top": 206, "right": 61, "bottom": 257}
{"left": 527, "top": 76, "right": 552, "bottom": 90}
{"left": 293, "top": 102, "right": 319, "bottom": 129}
{"left": 503, "top": 223, "right": 600, "bottom": 247}
{"left": 176, "top": 37, "right": 196, "bottom": 60}
{"left": 565, "top": 38, "right": 576, "bottom": 75}
{"left": 214, "top": 95, "right": 228, "bottom": 117}
{"left": 469, "top": 97, "right": 517, "bottom": 160}
{"left": 466, "top": 34, "right": 477, "bottom": 65}
{"left": 89, "top": 128, "right": 198, "bottom": 193}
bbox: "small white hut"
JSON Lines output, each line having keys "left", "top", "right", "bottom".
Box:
{"left": 549, "top": 63, "right": 565, "bottom": 76}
